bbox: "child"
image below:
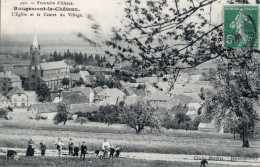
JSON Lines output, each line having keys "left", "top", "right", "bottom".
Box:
{"left": 115, "top": 145, "right": 121, "bottom": 158}
{"left": 40, "top": 142, "right": 46, "bottom": 156}
{"left": 109, "top": 146, "right": 115, "bottom": 159}
{"left": 73, "top": 144, "right": 79, "bottom": 157}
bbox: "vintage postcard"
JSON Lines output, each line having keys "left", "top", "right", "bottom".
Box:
{"left": 0, "top": 0, "right": 260, "bottom": 166}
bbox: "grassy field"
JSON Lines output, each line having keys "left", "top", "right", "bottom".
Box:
{"left": 0, "top": 156, "right": 253, "bottom": 167}
{"left": 0, "top": 120, "right": 259, "bottom": 158}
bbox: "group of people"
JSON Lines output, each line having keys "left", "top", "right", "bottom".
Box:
{"left": 26, "top": 138, "right": 121, "bottom": 160}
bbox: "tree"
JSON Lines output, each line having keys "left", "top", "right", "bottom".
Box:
{"left": 54, "top": 103, "right": 69, "bottom": 125}
{"left": 99, "top": 105, "right": 120, "bottom": 126}
{"left": 77, "top": 117, "right": 88, "bottom": 125}
{"left": 62, "top": 78, "right": 70, "bottom": 88}
{"left": 36, "top": 83, "right": 51, "bottom": 102}
{"left": 204, "top": 58, "right": 260, "bottom": 147}
{"left": 75, "top": 77, "right": 84, "bottom": 86}
{"left": 120, "top": 101, "right": 160, "bottom": 134}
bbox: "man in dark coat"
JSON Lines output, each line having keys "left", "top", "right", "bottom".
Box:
{"left": 80, "top": 142, "right": 87, "bottom": 160}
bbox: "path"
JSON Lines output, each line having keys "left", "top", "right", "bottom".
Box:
{"left": 0, "top": 147, "right": 259, "bottom": 166}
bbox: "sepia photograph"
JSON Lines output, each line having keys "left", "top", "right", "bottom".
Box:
{"left": 0, "top": 0, "right": 260, "bottom": 166}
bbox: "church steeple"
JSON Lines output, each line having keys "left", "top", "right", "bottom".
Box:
{"left": 28, "top": 34, "right": 41, "bottom": 91}
{"left": 32, "top": 34, "right": 38, "bottom": 47}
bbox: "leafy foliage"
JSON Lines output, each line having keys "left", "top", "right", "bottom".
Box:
{"left": 204, "top": 58, "right": 260, "bottom": 147}
{"left": 36, "top": 83, "right": 51, "bottom": 102}
{"left": 54, "top": 103, "right": 69, "bottom": 125}
{"left": 62, "top": 78, "right": 70, "bottom": 87}
{"left": 120, "top": 101, "right": 160, "bottom": 134}
{"left": 77, "top": 117, "right": 88, "bottom": 125}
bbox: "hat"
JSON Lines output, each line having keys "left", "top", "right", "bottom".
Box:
{"left": 69, "top": 138, "right": 73, "bottom": 140}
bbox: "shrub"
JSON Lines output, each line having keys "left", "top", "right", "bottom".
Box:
{"left": 77, "top": 117, "right": 88, "bottom": 125}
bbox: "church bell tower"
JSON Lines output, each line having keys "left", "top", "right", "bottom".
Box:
{"left": 28, "top": 34, "right": 40, "bottom": 91}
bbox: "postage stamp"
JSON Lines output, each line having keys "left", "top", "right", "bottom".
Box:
{"left": 223, "top": 5, "right": 259, "bottom": 49}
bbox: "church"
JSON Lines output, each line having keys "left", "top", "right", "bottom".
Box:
{"left": 28, "top": 35, "right": 70, "bottom": 91}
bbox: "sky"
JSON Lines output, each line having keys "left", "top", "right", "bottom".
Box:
{"left": 1, "top": 0, "right": 124, "bottom": 35}
{"left": 1, "top": 0, "right": 257, "bottom": 37}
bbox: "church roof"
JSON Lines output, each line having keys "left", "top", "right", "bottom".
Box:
{"left": 40, "top": 61, "right": 69, "bottom": 70}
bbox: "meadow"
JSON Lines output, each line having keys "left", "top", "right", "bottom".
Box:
{"left": 0, "top": 120, "right": 259, "bottom": 158}
{"left": 0, "top": 156, "right": 254, "bottom": 167}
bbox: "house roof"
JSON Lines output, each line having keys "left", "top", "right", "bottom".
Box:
{"left": 198, "top": 123, "right": 216, "bottom": 129}
{"left": 0, "top": 71, "right": 21, "bottom": 82}
{"left": 97, "top": 88, "right": 125, "bottom": 97}
{"left": 6, "top": 87, "right": 26, "bottom": 98}
{"left": 169, "top": 87, "right": 194, "bottom": 94}
{"left": 62, "top": 91, "right": 88, "bottom": 104}
{"left": 170, "top": 105, "right": 189, "bottom": 115}
{"left": 146, "top": 91, "right": 169, "bottom": 101}
{"left": 132, "top": 88, "right": 146, "bottom": 97}
{"left": 186, "top": 110, "right": 197, "bottom": 116}
{"left": 123, "top": 87, "right": 136, "bottom": 96}
{"left": 93, "top": 87, "right": 104, "bottom": 94}
{"left": 136, "top": 78, "right": 147, "bottom": 83}
{"left": 40, "top": 60, "right": 69, "bottom": 70}
{"left": 157, "top": 82, "right": 170, "bottom": 90}
{"left": 146, "top": 77, "right": 159, "bottom": 84}
{"left": 154, "top": 99, "right": 180, "bottom": 110}
{"left": 175, "top": 94, "right": 193, "bottom": 106}
{"left": 181, "top": 93, "right": 203, "bottom": 103}
{"left": 0, "top": 94, "right": 9, "bottom": 101}
{"left": 79, "top": 71, "right": 90, "bottom": 76}
{"left": 69, "top": 103, "right": 98, "bottom": 114}
{"left": 27, "top": 103, "right": 57, "bottom": 113}
{"left": 13, "top": 69, "right": 29, "bottom": 77}
{"left": 97, "top": 95, "right": 123, "bottom": 106}
{"left": 124, "top": 96, "right": 142, "bottom": 105}
{"left": 70, "top": 73, "right": 82, "bottom": 81}
{"left": 72, "top": 87, "right": 93, "bottom": 97}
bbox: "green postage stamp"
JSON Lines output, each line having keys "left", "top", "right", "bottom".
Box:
{"left": 223, "top": 5, "right": 259, "bottom": 49}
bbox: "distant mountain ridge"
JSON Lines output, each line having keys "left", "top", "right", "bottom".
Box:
{"left": 1, "top": 33, "right": 106, "bottom": 54}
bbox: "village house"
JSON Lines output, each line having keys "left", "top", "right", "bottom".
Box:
{"left": 0, "top": 94, "right": 11, "bottom": 109}
{"left": 69, "top": 103, "right": 99, "bottom": 119}
{"left": 27, "top": 103, "right": 58, "bottom": 120}
{"left": 96, "top": 88, "right": 125, "bottom": 106}
{"left": 72, "top": 87, "right": 95, "bottom": 103}
{"left": 0, "top": 71, "right": 22, "bottom": 94}
{"left": 6, "top": 87, "right": 28, "bottom": 108}
{"left": 123, "top": 87, "right": 136, "bottom": 96}
{"left": 61, "top": 91, "right": 88, "bottom": 105}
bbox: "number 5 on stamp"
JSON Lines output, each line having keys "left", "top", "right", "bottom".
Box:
{"left": 223, "top": 5, "right": 259, "bottom": 49}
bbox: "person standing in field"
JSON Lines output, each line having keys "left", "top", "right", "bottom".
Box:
{"left": 80, "top": 141, "right": 87, "bottom": 160}
{"left": 73, "top": 144, "right": 79, "bottom": 157}
{"left": 102, "top": 138, "right": 110, "bottom": 159}
{"left": 68, "top": 138, "right": 74, "bottom": 155}
{"left": 26, "top": 138, "right": 35, "bottom": 157}
{"left": 40, "top": 142, "right": 46, "bottom": 156}
{"left": 55, "top": 138, "right": 64, "bottom": 157}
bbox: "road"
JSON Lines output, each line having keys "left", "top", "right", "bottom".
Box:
{"left": 0, "top": 147, "right": 259, "bottom": 166}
